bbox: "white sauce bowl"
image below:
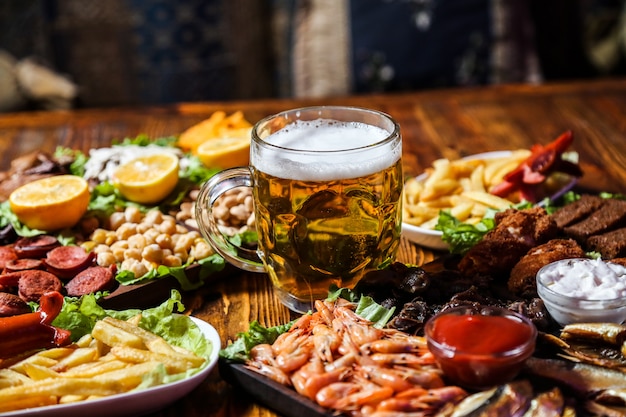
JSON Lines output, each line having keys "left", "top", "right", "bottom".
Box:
{"left": 536, "top": 258, "right": 626, "bottom": 326}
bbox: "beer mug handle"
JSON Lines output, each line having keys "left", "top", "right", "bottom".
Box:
{"left": 195, "top": 167, "right": 266, "bottom": 273}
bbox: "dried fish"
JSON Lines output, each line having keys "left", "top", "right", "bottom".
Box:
{"left": 561, "top": 322, "right": 626, "bottom": 346}
{"left": 520, "top": 387, "right": 564, "bottom": 417}
{"left": 524, "top": 357, "right": 626, "bottom": 394}
{"left": 446, "top": 380, "right": 533, "bottom": 417}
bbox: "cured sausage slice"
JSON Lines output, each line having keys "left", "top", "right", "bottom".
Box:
{"left": 0, "top": 246, "right": 18, "bottom": 270}
{"left": 17, "top": 270, "right": 63, "bottom": 302}
{"left": 65, "top": 265, "right": 116, "bottom": 297}
{"left": 45, "top": 246, "right": 95, "bottom": 279}
{"left": 4, "top": 258, "right": 43, "bottom": 272}
{"left": 0, "top": 292, "right": 31, "bottom": 317}
{"left": 14, "top": 235, "right": 60, "bottom": 259}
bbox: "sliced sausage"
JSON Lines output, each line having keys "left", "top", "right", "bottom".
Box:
{"left": 0, "top": 292, "right": 31, "bottom": 317}
{"left": 0, "top": 246, "right": 18, "bottom": 270}
{"left": 14, "top": 235, "right": 60, "bottom": 259}
{"left": 45, "top": 246, "right": 95, "bottom": 279}
{"left": 4, "top": 258, "right": 43, "bottom": 272}
{"left": 65, "top": 266, "right": 117, "bottom": 297}
{"left": 17, "top": 270, "right": 63, "bottom": 303}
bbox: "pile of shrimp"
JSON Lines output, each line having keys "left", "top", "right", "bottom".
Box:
{"left": 245, "top": 299, "right": 468, "bottom": 417}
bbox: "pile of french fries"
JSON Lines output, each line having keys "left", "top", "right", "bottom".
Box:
{"left": 0, "top": 316, "right": 206, "bottom": 412}
{"left": 403, "top": 150, "right": 532, "bottom": 230}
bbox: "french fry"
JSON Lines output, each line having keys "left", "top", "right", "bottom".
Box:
{"left": 403, "top": 151, "right": 527, "bottom": 230}
{"left": 91, "top": 320, "right": 145, "bottom": 349}
{"left": 110, "top": 346, "right": 198, "bottom": 374}
{"left": 61, "top": 359, "right": 128, "bottom": 379}
{"left": 51, "top": 347, "right": 98, "bottom": 372}
{"left": 0, "top": 395, "right": 57, "bottom": 412}
{"left": 23, "top": 363, "right": 59, "bottom": 381}
{"left": 0, "top": 368, "right": 32, "bottom": 388}
{"left": 462, "top": 190, "right": 513, "bottom": 211}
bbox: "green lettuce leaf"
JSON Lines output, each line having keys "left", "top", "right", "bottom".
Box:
{"left": 219, "top": 319, "right": 296, "bottom": 363}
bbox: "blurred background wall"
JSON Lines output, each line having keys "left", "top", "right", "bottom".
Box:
{"left": 0, "top": 0, "right": 624, "bottom": 111}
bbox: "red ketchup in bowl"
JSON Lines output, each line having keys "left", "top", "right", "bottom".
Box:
{"left": 424, "top": 305, "right": 537, "bottom": 389}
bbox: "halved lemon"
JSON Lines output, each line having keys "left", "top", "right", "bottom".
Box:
{"left": 9, "top": 175, "right": 90, "bottom": 231}
{"left": 197, "top": 137, "right": 250, "bottom": 169}
{"left": 112, "top": 153, "right": 179, "bottom": 204}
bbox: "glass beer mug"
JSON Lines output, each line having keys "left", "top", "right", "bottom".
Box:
{"left": 196, "top": 106, "right": 403, "bottom": 313}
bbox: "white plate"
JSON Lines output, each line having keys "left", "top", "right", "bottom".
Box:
{"left": 402, "top": 151, "right": 514, "bottom": 251}
{"left": 2, "top": 316, "right": 220, "bottom": 417}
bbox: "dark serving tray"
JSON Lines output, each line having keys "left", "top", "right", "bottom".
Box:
{"left": 98, "top": 263, "right": 236, "bottom": 310}
{"left": 218, "top": 360, "right": 334, "bottom": 417}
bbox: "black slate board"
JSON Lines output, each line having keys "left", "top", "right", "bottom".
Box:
{"left": 218, "top": 360, "right": 336, "bottom": 417}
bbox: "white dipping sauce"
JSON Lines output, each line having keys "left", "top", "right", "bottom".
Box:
{"left": 540, "top": 258, "right": 626, "bottom": 300}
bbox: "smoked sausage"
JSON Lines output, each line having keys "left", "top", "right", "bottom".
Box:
{"left": 0, "top": 291, "right": 71, "bottom": 359}
{"left": 65, "top": 265, "right": 117, "bottom": 297}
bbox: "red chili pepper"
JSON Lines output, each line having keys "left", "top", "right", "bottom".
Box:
{"left": 490, "top": 130, "right": 582, "bottom": 201}
{"left": 0, "top": 291, "right": 71, "bottom": 359}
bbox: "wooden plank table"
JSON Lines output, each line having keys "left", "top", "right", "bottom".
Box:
{"left": 1, "top": 78, "right": 626, "bottom": 416}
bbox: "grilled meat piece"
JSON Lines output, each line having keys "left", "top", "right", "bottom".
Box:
{"left": 563, "top": 198, "right": 626, "bottom": 243}
{"left": 458, "top": 207, "right": 559, "bottom": 279}
{"left": 508, "top": 239, "right": 586, "bottom": 298}
{"left": 550, "top": 194, "right": 606, "bottom": 229}
{"left": 587, "top": 227, "right": 626, "bottom": 259}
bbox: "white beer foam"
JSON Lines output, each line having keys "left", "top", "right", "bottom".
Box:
{"left": 255, "top": 120, "right": 401, "bottom": 181}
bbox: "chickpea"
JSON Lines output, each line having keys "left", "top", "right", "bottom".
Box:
{"left": 213, "top": 205, "right": 229, "bottom": 221}
{"left": 142, "top": 244, "right": 163, "bottom": 263}
{"left": 127, "top": 234, "right": 147, "bottom": 249}
{"left": 174, "top": 234, "right": 194, "bottom": 254}
{"left": 116, "top": 223, "right": 137, "bottom": 240}
{"left": 109, "top": 211, "right": 126, "bottom": 230}
{"left": 136, "top": 222, "right": 151, "bottom": 234}
{"left": 144, "top": 209, "right": 163, "bottom": 225}
{"left": 104, "top": 232, "right": 117, "bottom": 246}
{"left": 191, "top": 241, "right": 213, "bottom": 259}
{"left": 110, "top": 240, "right": 129, "bottom": 252}
{"left": 97, "top": 252, "right": 117, "bottom": 267}
{"left": 143, "top": 228, "right": 159, "bottom": 245}
{"left": 129, "top": 261, "right": 149, "bottom": 278}
{"left": 112, "top": 246, "right": 127, "bottom": 263}
{"left": 159, "top": 218, "right": 177, "bottom": 235}
{"left": 121, "top": 258, "right": 148, "bottom": 278}
{"left": 90, "top": 229, "right": 108, "bottom": 245}
{"left": 124, "top": 247, "right": 142, "bottom": 261}
{"left": 163, "top": 254, "right": 183, "bottom": 268}
{"left": 155, "top": 233, "right": 173, "bottom": 250}
{"left": 124, "top": 206, "right": 142, "bottom": 223}
{"left": 93, "top": 244, "right": 112, "bottom": 254}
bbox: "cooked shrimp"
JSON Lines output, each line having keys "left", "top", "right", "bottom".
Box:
{"left": 274, "top": 334, "right": 313, "bottom": 373}
{"left": 244, "top": 361, "right": 291, "bottom": 386}
{"left": 312, "top": 323, "right": 341, "bottom": 362}
{"left": 316, "top": 382, "right": 361, "bottom": 408}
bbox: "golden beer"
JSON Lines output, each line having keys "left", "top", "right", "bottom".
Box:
{"left": 252, "top": 115, "right": 402, "bottom": 312}
{"left": 196, "top": 106, "right": 402, "bottom": 313}
{"left": 254, "top": 161, "right": 403, "bottom": 307}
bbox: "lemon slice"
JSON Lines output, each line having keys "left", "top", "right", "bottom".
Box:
{"left": 197, "top": 137, "right": 250, "bottom": 169}
{"left": 9, "top": 175, "right": 90, "bottom": 231}
{"left": 112, "top": 153, "right": 179, "bottom": 204}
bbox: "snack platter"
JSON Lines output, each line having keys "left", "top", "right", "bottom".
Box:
{"left": 2, "top": 316, "right": 220, "bottom": 417}
{"left": 3, "top": 117, "right": 626, "bottom": 417}
{"left": 215, "top": 131, "right": 626, "bottom": 417}
{"left": 0, "top": 112, "right": 256, "bottom": 311}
